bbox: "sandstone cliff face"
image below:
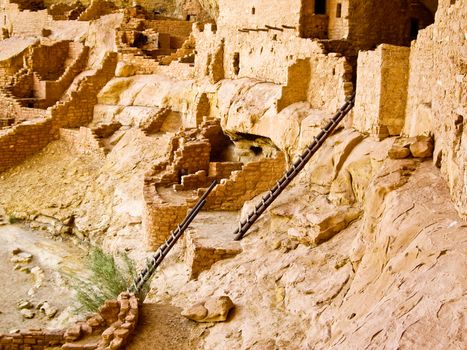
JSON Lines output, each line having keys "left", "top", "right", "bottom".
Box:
{"left": 148, "top": 135, "right": 466, "bottom": 349}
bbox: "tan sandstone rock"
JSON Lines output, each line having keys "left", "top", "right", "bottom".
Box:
{"left": 182, "top": 295, "right": 234, "bottom": 323}
{"left": 409, "top": 135, "right": 434, "bottom": 158}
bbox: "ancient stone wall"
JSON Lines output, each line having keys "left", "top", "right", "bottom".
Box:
{"left": 218, "top": 0, "right": 302, "bottom": 35}
{"left": 0, "top": 292, "right": 139, "bottom": 350}
{"left": 0, "top": 329, "right": 64, "bottom": 350}
{"left": 47, "top": 1, "right": 85, "bottom": 20}
{"left": 143, "top": 120, "right": 284, "bottom": 250}
{"left": 40, "top": 45, "right": 90, "bottom": 107}
{"left": 200, "top": 153, "right": 286, "bottom": 210}
{"left": 144, "top": 19, "right": 193, "bottom": 49}
{"left": 0, "top": 1, "right": 52, "bottom": 37}
{"left": 29, "top": 41, "right": 70, "bottom": 80}
{"left": 0, "top": 52, "right": 116, "bottom": 173}
{"left": 350, "top": 0, "right": 409, "bottom": 49}
{"left": 60, "top": 127, "right": 106, "bottom": 159}
{"left": 0, "top": 41, "right": 33, "bottom": 87}
{"left": 305, "top": 52, "right": 353, "bottom": 112}
{"left": 50, "top": 52, "right": 117, "bottom": 128}
{"left": 194, "top": 23, "right": 325, "bottom": 85}
{"left": 404, "top": 0, "right": 466, "bottom": 218}
{"left": 353, "top": 44, "right": 410, "bottom": 139}
{"left": 0, "top": 117, "right": 56, "bottom": 173}
{"left": 77, "top": 0, "right": 116, "bottom": 21}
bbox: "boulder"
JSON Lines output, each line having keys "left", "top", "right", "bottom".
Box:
{"left": 410, "top": 136, "right": 434, "bottom": 158}
{"left": 10, "top": 252, "right": 32, "bottom": 264}
{"left": 182, "top": 295, "right": 234, "bottom": 323}
{"left": 20, "top": 309, "right": 35, "bottom": 319}
{"left": 388, "top": 145, "right": 411, "bottom": 159}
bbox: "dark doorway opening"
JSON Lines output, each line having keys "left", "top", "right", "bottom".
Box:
{"left": 410, "top": 18, "right": 420, "bottom": 40}
{"left": 315, "top": 0, "right": 327, "bottom": 14}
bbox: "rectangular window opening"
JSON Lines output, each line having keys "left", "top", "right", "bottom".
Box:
{"left": 336, "top": 3, "right": 342, "bottom": 18}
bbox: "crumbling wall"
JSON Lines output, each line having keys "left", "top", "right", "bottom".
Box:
{"left": 29, "top": 41, "right": 70, "bottom": 80}
{"left": 353, "top": 44, "right": 410, "bottom": 139}
{"left": 404, "top": 0, "right": 466, "bottom": 218}
{"left": 60, "top": 127, "right": 106, "bottom": 159}
{"left": 50, "top": 52, "right": 117, "bottom": 128}
{"left": 194, "top": 23, "right": 325, "bottom": 85}
{"left": 0, "top": 52, "right": 116, "bottom": 173}
{"left": 306, "top": 52, "right": 353, "bottom": 112}
{"left": 200, "top": 153, "right": 286, "bottom": 210}
{"left": 0, "top": 292, "right": 139, "bottom": 350}
{"left": 218, "top": 0, "right": 302, "bottom": 35}
{"left": 0, "top": 329, "right": 64, "bottom": 349}
{"left": 41, "top": 44, "right": 90, "bottom": 107}
{"left": 77, "top": 0, "right": 116, "bottom": 21}
{"left": 0, "top": 39, "right": 34, "bottom": 87}
{"left": 144, "top": 19, "right": 193, "bottom": 49}
{"left": 0, "top": 116, "right": 56, "bottom": 173}
{"left": 0, "top": 0, "right": 52, "bottom": 37}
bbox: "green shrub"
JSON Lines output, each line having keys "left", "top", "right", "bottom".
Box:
{"left": 8, "top": 215, "right": 21, "bottom": 224}
{"left": 68, "top": 246, "right": 141, "bottom": 313}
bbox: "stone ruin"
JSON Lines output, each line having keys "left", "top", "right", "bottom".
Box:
{"left": 0, "top": 0, "right": 465, "bottom": 348}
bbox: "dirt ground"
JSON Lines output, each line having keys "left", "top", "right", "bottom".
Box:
{"left": 126, "top": 303, "right": 205, "bottom": 350}
{"left": 0, "top": 224, "right": 88, "bottom": 332}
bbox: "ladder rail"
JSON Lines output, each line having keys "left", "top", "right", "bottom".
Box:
{"left": 129, "top": 180, "right": 217, "bottom": 294}
{"left": 233, "top": 94, "right": 355, "bottom": 241}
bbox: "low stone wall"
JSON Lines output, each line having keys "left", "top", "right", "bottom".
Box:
{"left": 78, "top": 0, "right": 116, "bottom": 21}
{"left": 0, "top": 117, "right": 57, "bottom": 173}
{"left": 0, "top": 292, "right": 139, "bottom": 350}
{"left": 144, "top": 196, "right": 188, "bottom": 250}
{"left": 60, "top": 127, "right": 106, "bottom": 159}
{"left": 199, "top": 153, "right": 286, "bottom": 211}
{"left": 0, "top": 329, "right": 64, "bottom": 350}
{"left": 144, "top": 19, "right": 193, "bottom": 49}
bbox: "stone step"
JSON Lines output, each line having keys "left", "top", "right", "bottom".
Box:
{"left": 184, "top": 211, "right": 242, "bottom": 279}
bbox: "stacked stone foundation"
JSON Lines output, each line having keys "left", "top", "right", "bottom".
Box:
{"left": 0, "top": 292, "right": 139, "bottom": 350}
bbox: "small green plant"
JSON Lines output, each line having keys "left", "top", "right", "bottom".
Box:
{"left": 8, "top": 215, "right": 21, "bottom": 224}
{"left": 68, "top": 246, "right": 140, "bottom": 313}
